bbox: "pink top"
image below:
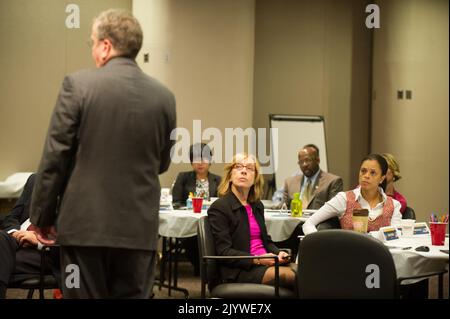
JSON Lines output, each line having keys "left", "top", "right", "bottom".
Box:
{"left": 245, "top": 204, "right": 267, "bottom": 256}
{"left": 391, "top": 189, "right": 407, "bottom": 214}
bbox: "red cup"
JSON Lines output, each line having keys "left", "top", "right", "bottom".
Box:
{"left": 429, "top": 222, "right": 447, "bottom": 246}
{"left": 192, "top": 197, "right": 203, "bottom": 213}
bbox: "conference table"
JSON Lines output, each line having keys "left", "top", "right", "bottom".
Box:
{"left": 159, "top": 209, "right": 308, "bottom": 241}
{"left": 383, "top": 235, "right": 449, "bottom": 298}
{"left": 158, "top": 208, "right": 449, "bottom": 298}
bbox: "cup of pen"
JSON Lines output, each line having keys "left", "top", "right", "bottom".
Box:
{"left": 429, "top": 222, "right": 447, "bottom": 246}
{"left": 192, "top": 197, "right": 203, "bottom": 213}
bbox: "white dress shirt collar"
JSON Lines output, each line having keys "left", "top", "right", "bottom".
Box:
{"left": 354, "top": 186, "right": 388, "bottom": 206}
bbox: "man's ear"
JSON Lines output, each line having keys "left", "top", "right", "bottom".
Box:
{"left": 101, "top": 39, "right": 113, "bottom": 61}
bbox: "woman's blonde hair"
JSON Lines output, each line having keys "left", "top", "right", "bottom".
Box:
{"left": 217, "top": 153, "right": 264, "bottom": 204}
{"left": 382, "top": 153, "right": 402, "bottom": 181}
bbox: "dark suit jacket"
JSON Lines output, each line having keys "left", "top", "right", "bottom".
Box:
{"left": 30, "top": 57, "right": 176, "bottom": 251}
{"left": 283, "top": 170, "right": 343, "bottom": 209}
{"left": 172, "top": 171, "right": 221, "bottom": 207}
{"left": 207, "top": 191, "right": 279, "bottom": 282}
{"left": 1, "top": 174, "right": 36, "bottom": 232}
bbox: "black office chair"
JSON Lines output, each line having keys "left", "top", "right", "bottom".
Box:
{"left": 297, "top": 230, "right": 399, "bottom": 298}
{"left": 197, "top": 217, "right": 296, "bottom": 299}
{"left": 297, "top": 230, "right": 447, "bottom": 299}
{"left": 316, "top": 217, "right": 341, "bottom": 230}
{"left": 402, "top": 206, "right": 416, "bottom": 220}
{"left": 8, "top": 245, "right": 59, "bottom": 299}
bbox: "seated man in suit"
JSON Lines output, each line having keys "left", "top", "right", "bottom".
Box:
{"left": 274, "top": 144, "right": 343, "bottom": 257}
{"left": 282, "top": 144, "right": 343, "bottom": 210}
{"left": 0, "top": 174, "right": 60, "bottom": 298}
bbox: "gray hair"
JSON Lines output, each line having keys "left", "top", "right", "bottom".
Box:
{"left": 93, "top": 9, "right": 143, "bottom": 59}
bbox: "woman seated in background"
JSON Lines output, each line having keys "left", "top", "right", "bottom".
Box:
{"left": 208, "top": 153, "right": 296, "bottom": 292}
{"left": 172, "top": 143, "right": 221, "bottom": 208}
{"left": 172, "top": 143, "right": 221, "bottom": 275}
{"left": 303, "top": 154, "right": 402, "bottom": 235}
{"left": 382, "top": 153, "right": 407, "bottom": 214}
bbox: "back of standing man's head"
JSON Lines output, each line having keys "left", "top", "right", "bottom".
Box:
{"left": 93, "top": 9, "right": 143, "bottom": 59}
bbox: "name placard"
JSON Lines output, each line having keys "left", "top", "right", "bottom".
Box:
{"left": 413, "top": 222, "right": 430, "bottom": 235}
{"left": 379, "top": 226, "right": 400, "bottom": 241}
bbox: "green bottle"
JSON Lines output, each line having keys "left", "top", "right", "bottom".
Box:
{"left": 290, "top": 192, "right": 302, "bottom": 217}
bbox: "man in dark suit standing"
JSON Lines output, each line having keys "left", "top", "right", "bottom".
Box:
{"left": 0, "top": 174, "right": 59, "bottom": 298}
{"left": 30, "top": 9, "right": 176, "bottom": 298}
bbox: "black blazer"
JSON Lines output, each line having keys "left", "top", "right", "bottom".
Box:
{"left": 207, "top": 191, "right": 279, "bottom": 282}
{"left": 172, "top": 171, "right": 221, "bottom": 207}
{"left": 1, "top": 174, "right": 36, "bottom": 232}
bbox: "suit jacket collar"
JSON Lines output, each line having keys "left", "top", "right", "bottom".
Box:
{"left": 104, "top": 56, "right": 138, "bottom": 68}
{"left": 189, "top": 170, "right": 218, "bottom": 196}
{"left": 207, "top": 172, "right": 218, "bottom": 186}
{"left": 223, "top": 191, "right": 264, "bottom": 213}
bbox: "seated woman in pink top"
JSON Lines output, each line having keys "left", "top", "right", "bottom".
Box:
{"left": 382, "top": 153, "right": 407, "bottom": 214}
{"left": 208, "top": 153, "right": 295, "bottom": 291}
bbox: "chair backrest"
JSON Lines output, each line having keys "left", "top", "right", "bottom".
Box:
{"left": 197, "top": 217, "right": 222, "bottom": 290}
{"left": 402, "top": 206, "right": 416, "bottom": 220}
{"left": 297, "top": 230, "right": 398, "bottom": 299}
{"left": 316, "top": 217, "right": 341, "bottom": 231}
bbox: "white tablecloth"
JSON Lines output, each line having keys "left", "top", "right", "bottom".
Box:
{"left": 0, "top": 172, "right": 33, "bottom": 198}
{"left": 264, "top": 212, "right": 307, "bottom": 242}
{"left": 383, "top": 236, "right": 449, "bottom": 284}
{"left": 159, "top": 210, "right": 207, "bottom": 238}
{"left": 158, "top": 209, "right": 308, "bottom": 241}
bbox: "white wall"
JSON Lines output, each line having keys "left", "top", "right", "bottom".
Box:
{"left": 253, "top": 0, "right": 372, "bottom": 190}
{"left": 0, "top": 0, "right": 132, "bottom": 180}
{"left": 133, "top": 0, "right": 256, "bottom": 187}
{"left": 372, "top": 0, "right": 449, "bottom": 222}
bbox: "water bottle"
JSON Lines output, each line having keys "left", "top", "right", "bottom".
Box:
{"left": 186, "top": 197, "right": 192, "bottom": 209}
{"left": 290, "top": 192, "right": 302, "bottom": 217}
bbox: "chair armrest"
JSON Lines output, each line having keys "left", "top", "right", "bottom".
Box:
{"left": 37, "top": 243, "right": 60, "bottom": 251}
{"left": 201, "top": 255, "right": 281, "bottom": 298}
{"left": 38, "top": 244, "right": 60, "bottom": 283}
{"left": 203, "top": 255, "right": 278, "bottom": 261}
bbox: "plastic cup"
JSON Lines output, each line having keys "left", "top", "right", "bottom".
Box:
{"left": 352, "top": 209, "right": 369, "bottom": 233}
{"left": 401, "top": 219, "right": 415, "bottom": 237}
{"left": 192, "top": 197, "right": 203, "bottom": 213}
{"left": 429, "top": 222, "right": 447, "bottom": 246}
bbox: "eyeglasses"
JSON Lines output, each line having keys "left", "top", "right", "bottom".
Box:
{"left": 233, "top": 163, "right": 256, "bottom": 172}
